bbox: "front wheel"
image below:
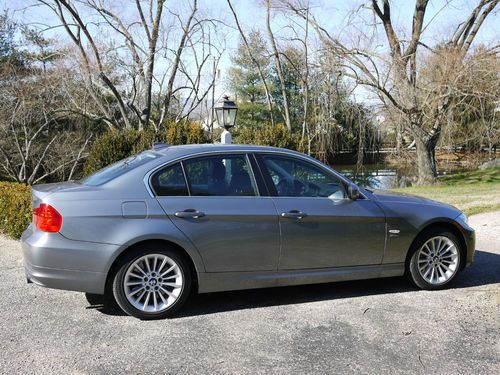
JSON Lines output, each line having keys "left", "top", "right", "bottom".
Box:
{"left": 112, "top": 247, "right": 192, "bottom": 319}
{"left": 407, "top": 229, "right": 462, "bottom": 290}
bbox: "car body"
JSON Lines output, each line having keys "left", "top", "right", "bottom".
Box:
{"left": 21, "top": 144, "right": 475, "bottom": 318}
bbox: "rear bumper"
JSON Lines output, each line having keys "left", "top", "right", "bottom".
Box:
{"left": 21, "top": 226, "right": 120, "bottom": 294}
{"left": 24, "top": 262, "right": 106, "bottom": 294}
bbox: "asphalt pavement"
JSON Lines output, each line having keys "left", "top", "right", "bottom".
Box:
{"left": 0, "top": 212, "right": 499, "bottom": 374}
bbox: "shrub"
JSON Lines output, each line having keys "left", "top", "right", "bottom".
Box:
{"left": 235, "top": 123, "right": 306, "bottom": 152}
{"left": 83, "top": 122, "right": 208, "bottom": 176}
{"left": 0, "top": 182, "right": 31, "bottom": 239}
{"left": 184, "top": 122, "right": 208, "bottom": 144}
{"left": 83, "top": 129, "right": 144, "bottom": 176}
{"left": 164, "top": 121, "right": 208, "bottom": 145}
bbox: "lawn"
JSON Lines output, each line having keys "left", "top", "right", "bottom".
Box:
{"left": 392, "top": 166, "right": 500, "bottom": 216}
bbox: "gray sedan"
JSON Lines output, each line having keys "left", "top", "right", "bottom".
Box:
{"left": 21, "top": 144, "right": 475, "bottom": 319}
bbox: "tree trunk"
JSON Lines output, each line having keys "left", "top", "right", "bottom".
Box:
{"left": 414, "top": 136, "right": 438, "bottom": 185}
{"left": 265, "top": 0, "right": 292, "bottom": 132}
{"left": 227, "top": 0, "right": 275, "bottom": 127}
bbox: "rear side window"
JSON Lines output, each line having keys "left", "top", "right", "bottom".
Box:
{"left": 151, "top": 163, "right": 188, "bottom": 196}
{"left": 82, "top": 152, "right": 159, "bottom": 186}
{"left": 183, "top": 154, "right": 257, "bottom": 196}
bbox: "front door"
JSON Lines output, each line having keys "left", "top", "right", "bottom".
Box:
{"left": 152, "top": 154, "right": 280, "bottom": 272}
{"left": 256, "top": 154, "right": 386, "bottom": 270}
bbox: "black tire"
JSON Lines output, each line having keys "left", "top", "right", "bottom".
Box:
{"left": 87, "top": 291, "right": 121, "bottom": 314}
{"left": 112, "top": 245, "right": 192, "bottom": 320}
{"left": 406, "top": 227, "right": 463, "bottom": 290}
{"left": 85, "top": 293, "right": 104, "bottom": 306}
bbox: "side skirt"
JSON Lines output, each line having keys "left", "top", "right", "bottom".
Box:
{"left": 197, "top": 263, "right": 405, "bottom": 294}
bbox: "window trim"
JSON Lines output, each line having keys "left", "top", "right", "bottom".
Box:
{"left": 248, "top": 153, "right": 271, "bottom": 196}
{"left": 179, "top": 161, "right": 192, "bottom": 196}
{"left": 150, "top": 162, "right": 190, "bottom": 197}
{"left": 253, "top": 154, "right": 279, "bottom": 196}
{"left": 147, "top": 152, "right": 262, "bottom": 198}
{"left": 143, "top": 149, "right": 366, "bottom": 200}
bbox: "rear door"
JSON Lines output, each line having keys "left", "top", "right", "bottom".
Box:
{"left": 256, "top": 153, "right": 386, "bottom": 270}
{"left": 152, "top": 153, "right": 280, "bottom": 272}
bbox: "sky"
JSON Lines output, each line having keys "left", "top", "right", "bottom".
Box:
{"left": 207, "top": 0, "right": 499, "bottom": 78}
{"left": 3, "top": 0, "right": 499, "bottom": 105}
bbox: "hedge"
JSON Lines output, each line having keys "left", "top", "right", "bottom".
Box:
{"left": 84, "top": 122, "right": 208, "bottom": 176}
{"left": 0, "top": 182, "right": 31, "bottom": 239}
{"left": 235, "top": 123, "right": 306, "bottom": 152}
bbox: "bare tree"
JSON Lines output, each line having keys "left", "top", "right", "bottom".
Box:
{"left": 265, "top": 0, "right": 292, "bottom": 131}
{"left": 0, "top": 65, "right": 92, "bottom": 184}
{"left": 271, "top": 3, "right": 312, "bottom": 144}
{"left": 284, "top": 0, "right": 498, "bottom": 184}
{"left": 41, "top": 0, "right": 133, "bottom": 129}
{"left": 157, "top": 0, "right": 198, "bottom": 126}
{"left": 37, "top": 0, "right": 222, "bottom": 131}
{"left": 227, "top": 0, "right": 276, "bottom": 127}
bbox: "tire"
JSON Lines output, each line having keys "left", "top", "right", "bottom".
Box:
{"left": 112, "top": 245, "right": 192, "bottom": 319}
{"left": 85, "top": 293, "right": 104, "bottom": 306}
{"left": 407, "top": 227, "right": 463, "bottom": 290}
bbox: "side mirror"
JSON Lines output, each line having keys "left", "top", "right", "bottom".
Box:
{"left": 348, "top": 184, "right": 361, "bottom": 200}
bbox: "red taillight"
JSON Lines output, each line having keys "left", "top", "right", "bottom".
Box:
{"left": 33, "top": 204, "right": 62, "bottom": 233}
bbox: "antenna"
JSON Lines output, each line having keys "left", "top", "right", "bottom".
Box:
{"left": 152, "top": 142, "right": 170, "bottom": 151}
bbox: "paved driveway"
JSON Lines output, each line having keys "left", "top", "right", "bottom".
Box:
{"left": 0, "top": 212, "right": 499, "bottom": 374}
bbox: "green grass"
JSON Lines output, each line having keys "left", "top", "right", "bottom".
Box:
{"left": 392, "top": 166, "right": 500, "bottom": 216}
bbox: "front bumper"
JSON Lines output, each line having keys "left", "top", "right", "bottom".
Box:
{"left": 21, "top": 226, "right": 120, "bottom": 294}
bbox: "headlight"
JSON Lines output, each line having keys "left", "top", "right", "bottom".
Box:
{"left": 456, "top": 213, "right": 468, "bottom": 226}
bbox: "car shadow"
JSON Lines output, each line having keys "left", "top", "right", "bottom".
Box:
{"left": 89, "top": 249, "right": 499, "bottom": 318}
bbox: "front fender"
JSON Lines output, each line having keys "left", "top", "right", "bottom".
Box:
{"left": 375, "top": 200, "right": 463, "bottom": 264}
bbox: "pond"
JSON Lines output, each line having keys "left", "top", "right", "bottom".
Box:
{"left": 332, "top": 163, "right": 467, "bottom": 190}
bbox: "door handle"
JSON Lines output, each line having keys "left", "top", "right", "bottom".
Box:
{"left": 281, "top": 210, "right": 307, "bottom": 219}
{"left": 174, "top": 209, "right": 206, "bottom": 219}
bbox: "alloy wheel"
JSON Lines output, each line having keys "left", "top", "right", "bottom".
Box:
{"left": 417, "top": 236, "right": 459, "bottom": 285}
{"left": 123, "top": 254, "right": 184, "bottom": 313}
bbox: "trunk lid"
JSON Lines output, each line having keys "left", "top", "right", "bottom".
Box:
{"left": 31, "top": 182, "right": 86, "bottom": 207}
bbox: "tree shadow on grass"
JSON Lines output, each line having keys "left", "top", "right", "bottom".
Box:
{"left": 90, "top": 249, "right": 499, "bottom": 318}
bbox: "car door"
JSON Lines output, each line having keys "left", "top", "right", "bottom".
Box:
{"left": 151, "top": 153, "right": 280, "bottom": 272}
{"left": 256, "top": 153, "right": 386, "bottom": 270}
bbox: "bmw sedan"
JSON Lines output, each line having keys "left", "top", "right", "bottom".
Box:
{"left": 22, "top": 144, "right": 475, "bottom": 319}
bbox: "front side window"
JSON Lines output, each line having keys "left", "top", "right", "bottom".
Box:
{"left": 151, "top": 163, "right": 188, "bottom": 196}
{"left": 260, "top": 155, "right": 347, "bottom": 199}
{"left": 183, "top": 154, "right": 257, "bottom": 196}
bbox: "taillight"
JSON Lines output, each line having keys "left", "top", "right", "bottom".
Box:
{"left": 33, "top": 204, "right": 62, "bottom": 233}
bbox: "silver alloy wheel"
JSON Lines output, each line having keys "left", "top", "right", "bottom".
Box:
{"left": 124, "top": 254, "right": 184, "bottom": 313}
{"left": 417, "top": 236, "right": 459, "bottom": 285}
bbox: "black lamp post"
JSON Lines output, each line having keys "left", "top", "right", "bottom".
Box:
{"left": 214, "top": 95, "right": 238, "bottom": 143}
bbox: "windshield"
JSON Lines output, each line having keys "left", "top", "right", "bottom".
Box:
{"left": 81, "top": 152, "right": 159, "bottom": 186}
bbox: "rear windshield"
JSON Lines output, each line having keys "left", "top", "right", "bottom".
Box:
{"left": 81, "top": 152, "right": 159, "bottom": 186}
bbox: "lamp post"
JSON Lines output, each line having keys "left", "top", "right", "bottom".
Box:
{"left": 214, "top": 95, "right": 238, "bottom": 144}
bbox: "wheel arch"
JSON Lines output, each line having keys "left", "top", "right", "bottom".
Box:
{"left": 104, "top": 238, "right": 201, "bottom": 294}
{"left": 405, "top": 220, "right": 468, "bottom": 270}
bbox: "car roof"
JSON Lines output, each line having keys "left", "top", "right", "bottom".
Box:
{"left": 153, "top": 143, "right": 303, "bottom": 159}
{"left": 101, "top": 142, "right": 355, "bottom": 192}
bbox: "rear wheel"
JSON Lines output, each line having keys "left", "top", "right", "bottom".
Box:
{"left": 112, "top": 246, "right": 191, "bottom": 319}
{"left": 407, "top": 228, "right": 462, "bottom": 290}
{"left": 85, "top": 293, "right": 104, "bottom": 306}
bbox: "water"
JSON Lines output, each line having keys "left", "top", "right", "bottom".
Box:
{"left": 332, "top": 163, "right": 466, "bottom": 190}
